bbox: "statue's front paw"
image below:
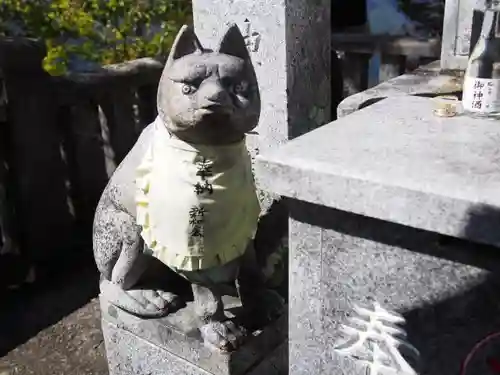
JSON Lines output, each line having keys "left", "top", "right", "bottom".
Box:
{"left": 127, "top": 289, "right": 183, "bottom": 317}
{"left": 100, "top": 280, "right": 183, "bottom": 318}
{"left": 200, "top": 320, "right": 247, "bottom": 352}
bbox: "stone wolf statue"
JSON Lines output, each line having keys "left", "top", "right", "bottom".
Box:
{"left": 93, "top": 24, "right": 283, "bottom": 352}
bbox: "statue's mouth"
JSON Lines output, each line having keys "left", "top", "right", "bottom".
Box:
{"left": 201, "top": 103, "right": 233, "bottom": 114}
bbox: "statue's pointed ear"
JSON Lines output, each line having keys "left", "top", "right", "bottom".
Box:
{"left": 218, "top": 24, "right": 250, "bottom": 60}
{"left": 166, "top": 25, "right": 204, "bottom": 66}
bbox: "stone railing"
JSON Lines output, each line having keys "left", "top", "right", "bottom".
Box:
{"left": 0, "top": 37, "right": 163, "bottom": 286}
{"left": 333, "top": 32, "right": 442, "bottom": 96}
{"left": 0, "top": 32, "right": 441, "bottom": 287}
{"left": 337, "top": 60, "right": 464, "bottom": 118}
{"left": 0, "top": 37, "right": 48, "bottom": 286}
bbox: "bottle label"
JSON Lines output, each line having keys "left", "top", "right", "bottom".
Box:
{"left": 463, "top": 77, "right": 500, "bottom": 113}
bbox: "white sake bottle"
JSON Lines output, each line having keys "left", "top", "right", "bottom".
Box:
{"left": 462, "top": 0, "right": 500, "bottom": 118}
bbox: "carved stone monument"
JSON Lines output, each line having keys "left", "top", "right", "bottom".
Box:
{"left": 95, "top": 25, "right": 286, "bottom": 375}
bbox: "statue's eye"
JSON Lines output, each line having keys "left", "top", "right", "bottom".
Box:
{"left": 181, "top": 84, "right": 197, "bottom": 95}
{"left": 233, "top": 81, "right": 249, "bottom": 95}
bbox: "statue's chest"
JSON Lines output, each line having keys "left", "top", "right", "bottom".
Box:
{"left": 150, "top": 152, "right": 254, "bottom": 213}
{"left": 138, "top": 144, "right": 256, "bottom": 231}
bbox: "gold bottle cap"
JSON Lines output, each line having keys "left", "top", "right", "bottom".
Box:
{"left": 433, "top": 95, "right": 459, "bottom": 117}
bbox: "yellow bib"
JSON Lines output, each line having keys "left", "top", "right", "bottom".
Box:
{"left": 135, "top": 118, "right": 260, "bottom": 271}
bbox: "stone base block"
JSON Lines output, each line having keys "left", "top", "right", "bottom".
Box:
{"left": 288, "top": 199, "right": 500, "bottom": 375}
{"left": 100, "top": 296, "right": 287, "bottom": 375}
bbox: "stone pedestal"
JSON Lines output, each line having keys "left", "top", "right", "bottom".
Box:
{"left": 256, "top": 96, "right": 500, "bottom": 375}
{"left": 101, "top": 296, "right": 287, "bottom": 375}
{"left": 191, "top": 0, "right": 331, "bottom": 207}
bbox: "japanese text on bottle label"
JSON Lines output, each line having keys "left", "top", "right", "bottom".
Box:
{"left": 463, "top": 77, "right": 500, "bottom": 113}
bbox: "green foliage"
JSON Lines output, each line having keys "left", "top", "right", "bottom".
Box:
{"left": 0, "top": 0, "right": 192, "bottom": 75}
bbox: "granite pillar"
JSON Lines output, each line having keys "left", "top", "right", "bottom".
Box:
{"left": 441, "top": 0, "right": 479, "bottom": 71}
{"left": 191, "top": 0, "right": 331, "bottom": 207}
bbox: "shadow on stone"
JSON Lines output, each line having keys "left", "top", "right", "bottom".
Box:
{"left": 134, "top": 255, "right": 194, "bottom": 301}
{"left": 404, "top": 274, "right": 500, "bottom": 375}
{"left": 461, "top": 204, "right": 500, "bottom": 249}
{"left": 253, "top": 199, "right": 288, "bottom": 268}
{"left": 357, "top": 91, "right": 464, "bottom": 112}
{"left": 289, "top": 198, "right": 500, "bottom": 375}
{"left": 0, "top": 254, "right": 100, "bottom": 357}
{"left": 290, "top": 198, "right": 500, "bottom": 273}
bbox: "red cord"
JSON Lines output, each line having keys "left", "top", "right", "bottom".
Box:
{"left": 460, "top": 332, "right": 500, "bottom": 375}
{"left": 487, "top": 357, "right": 500, "bottom": 374}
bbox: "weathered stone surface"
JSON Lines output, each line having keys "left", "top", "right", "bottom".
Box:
{"left": 0, "top": 298, "right": 107, "bottom": 375}
{"left": 441, "top": 0, "right": 478, "bottom": 71}
{"left": 103, "top": 325, "right": 288, "bottom": 375}
{"left": 103, "top": 323, "right": 212, "bottom": 375}
{"left": 257, "top": 95, "right": 500, "bottom": 248}
{"left": 287, "top": 200, "right": 500, "bottom": 375}
{"left": 101, "top": 296, "right": 287, "bottom": 375}
{"left": 337, "top": 61, "right": 464, "bottom": 119}
{"left": 0, "top": 263, "right": 106, "bottom": 375}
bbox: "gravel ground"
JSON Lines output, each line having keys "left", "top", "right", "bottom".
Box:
{"left": 0, "top": 261, "right": 109, "bottom": 375}
{"left": 0, "top": 299, "right": 108, "bottom": 375}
